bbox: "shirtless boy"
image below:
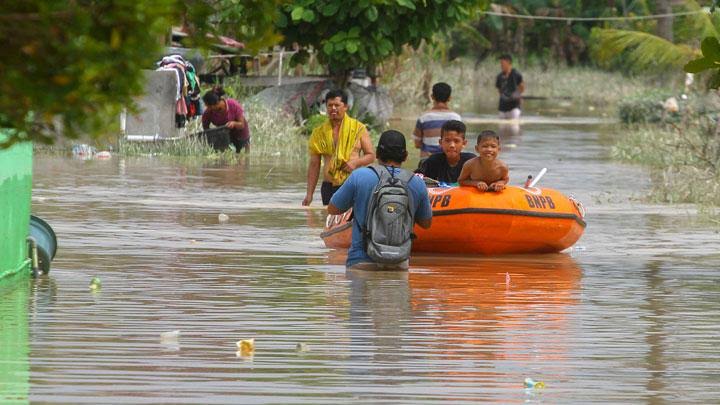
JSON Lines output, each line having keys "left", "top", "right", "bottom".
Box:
{"left": 457, "top": 130, "right": 509, "bottom": 192}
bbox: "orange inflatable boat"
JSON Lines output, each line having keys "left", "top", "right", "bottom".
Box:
{"left": 321, "top": 185, "right": 586, "bottom": 255}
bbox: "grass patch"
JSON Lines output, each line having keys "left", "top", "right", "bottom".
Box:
{"left": 611, "top": 121, "right": 720, "bottom": 211}
{"left": 114, "top": 101, "right": 305, "bottom": 161}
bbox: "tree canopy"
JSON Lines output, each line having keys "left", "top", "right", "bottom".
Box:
{"left": 278, "top": 0, "right": 486, "bottom": 77}
{"left": 0, "top": 0, "right": 284, "bottom": 148}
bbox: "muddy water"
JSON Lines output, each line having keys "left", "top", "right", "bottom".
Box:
{"left": 10, "top": 120, "right": 720, "bottom": 403}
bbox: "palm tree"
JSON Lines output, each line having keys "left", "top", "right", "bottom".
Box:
{"left": 590, "top": 1, "right": 718, "bottom": 73}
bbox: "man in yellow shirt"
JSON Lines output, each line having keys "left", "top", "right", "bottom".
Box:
{"left": 303, "top": 89, "right": 375, "bottom": 206}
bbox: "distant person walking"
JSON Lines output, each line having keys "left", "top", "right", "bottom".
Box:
{"left": 303, "top": 89, "right": 375, "bottom": 206}
{"left": 496, "top": 54, "right": 525, "bottom": 119}
{"left": 202, "top": 86, "right": 250, "bottom": 153}
{"left": 413, "top": 82, "right": 462, "bottom": 158}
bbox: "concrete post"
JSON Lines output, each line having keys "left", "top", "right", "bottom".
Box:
{"left": 124, "top": 70, "right": 178, "bottom": 138}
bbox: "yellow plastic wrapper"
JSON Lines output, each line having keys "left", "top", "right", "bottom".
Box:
{"left": 236, "top": 338, "right": 255, "bottom": 356}
{"left": 524, "top": 378, "right": 546, "bottom": 389}
{"left": 89, "top": 277, "right": 102, "bottom": 291}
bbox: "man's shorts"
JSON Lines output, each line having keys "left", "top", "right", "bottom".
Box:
{"left": 321, "top": 181, "right": 341, "bottom": 206}
{"left": 498, "top": 108, "right": 521, "bottom": 119}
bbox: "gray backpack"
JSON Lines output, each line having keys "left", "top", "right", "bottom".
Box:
{"left": 364, "top": 164, "right": 416, "bottom": 264}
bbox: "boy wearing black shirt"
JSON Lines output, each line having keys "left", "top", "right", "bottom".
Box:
{"left": 415, "top": 120, "right": 475, "bottom": 184}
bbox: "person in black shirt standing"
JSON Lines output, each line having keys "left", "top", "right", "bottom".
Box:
{"left": 495, "top": 54, "right": 525, "bottom": 119}
{"left": 415, "top": 120, "right": 475, "bottom": 184}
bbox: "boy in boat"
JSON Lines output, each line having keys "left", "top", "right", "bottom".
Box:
{"left": 413, "top": 82, "right": 462, "bottom": 158}
{"left": 415, "top": 120, "right": 475, "bottom": 184}
{"left": 457, "top": 130, "right": 509, "bottom": 192}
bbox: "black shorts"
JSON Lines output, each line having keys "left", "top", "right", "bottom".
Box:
{"left": 321, "top": 181, "right": 341, "bottom": 206}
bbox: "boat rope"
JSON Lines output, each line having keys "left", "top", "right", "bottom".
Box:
{"left": 479, "top": 9, "right": 706, "bottom": 22}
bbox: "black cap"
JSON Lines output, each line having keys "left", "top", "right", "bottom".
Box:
{"left": 377, "top": 130, "right": 406, "bottom": 154}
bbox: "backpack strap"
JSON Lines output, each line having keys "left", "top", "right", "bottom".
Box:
{"left": 370, "top": 164, "right": 416, "bottom": 221}
{"left": 367, "top": 163, "right": 384, "bottom": 180}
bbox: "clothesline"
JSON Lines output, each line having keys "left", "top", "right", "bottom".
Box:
{"left": 480, "top": 9, "right": 706, "bottom": 22}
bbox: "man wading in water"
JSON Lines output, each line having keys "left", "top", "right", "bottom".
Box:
{"left": 496, "top": 54, "right": 525, "bottom": 120}
{"left": 303, "top": 89, "right": 375, "bottom": 206}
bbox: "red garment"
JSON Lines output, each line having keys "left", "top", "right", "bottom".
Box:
{"left": 202, "top": 98, "right": 249, "bottom": 141}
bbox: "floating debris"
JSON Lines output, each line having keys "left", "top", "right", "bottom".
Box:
{"left": 96, "top": 151, "right": 112, "bottom": 159}
{"left": 72, "top": 144, "right": 96, "bottom": 157}
{"left": 218, "top": 213, "right": 229, "bottom": 223}
{"left": 89, "top": 276, "right": 102, "bottom": 291}
{"left": 236, "top": 338, "right": 255, "bottom": 356}
{"left": 524, "top": 378, "right": 546, "bottom": 389}
{"left": 160, "top": 330, "right": 180, "bottom": 343}
{"left": 295, "top": 343, "right": 309, "bottom": 352}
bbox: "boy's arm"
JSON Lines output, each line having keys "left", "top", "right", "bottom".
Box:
{"left": 413, "top": 119, "right": 423, "bottom": 149}
{"left": 489, "top": 163, "right": 510, "bottom": 191}
{"left": 457, "top": 161, "right": 477, "bottom": 187}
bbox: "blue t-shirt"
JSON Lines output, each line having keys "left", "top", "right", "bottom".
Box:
{"left": 329, "top": 165, "right": 433, "bottom": 267}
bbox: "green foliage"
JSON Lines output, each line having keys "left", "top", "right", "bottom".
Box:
{"left": 302, "top": 114, "right": 327, "bottom": 136}
{"left": 590, "top": 28, "right": 698, "bottom": 72}
{"left": 0, "top": 0, "right": 284, "bottom": 149}
{"left": 446, "top": 0, "right": 639, "bottom": 64}
{"left": 590, "top": 1, "right": 716, "bottom": 73}
{"left": 0, "top": 1, "right": 177, "bottom": 148}
{"left": 611, "top": 122, "right": 720, "bottom": 207}
{"left": 685, "top": 37, "right": 720, "bottom": 89}
{"left": 180, "top": 0, "right": 286, "bottom": 52}
{"left": 118, "top": 134, "right": 225, "bottom": 158}
{"left": 278, "top": 0, "right": 486, "bottom": 76}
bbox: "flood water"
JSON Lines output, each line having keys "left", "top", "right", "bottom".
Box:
{"left": 3, "top": 117, "right": 720, "bottom": 403}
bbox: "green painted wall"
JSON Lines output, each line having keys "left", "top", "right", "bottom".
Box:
{"left": 0, "top": 139, "right": 33, "bottom": 280}
{"left": 0, "top": 274, "right": 30, "bottom": 403}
